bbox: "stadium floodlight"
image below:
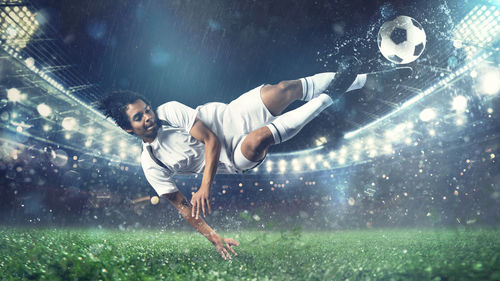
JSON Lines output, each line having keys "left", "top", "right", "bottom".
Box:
{"left": 337, "top": 157, "right": 346, "bottom": 165}
{"left": 309, "top": 162, "right": 316, "bottom": 170}
{"left": 0, "top": 5, "right": 39, "bottom": 51}
{"left": 429, "top": 129, "right": 436, "bottom": 137}
{"left": 265, "top": 159, "right": 273, "bottom": 173}
{"left": 292, "top": 165, "right": 300, "bottom": 172}
{"left": 404, "top": 137, "right": 412, "bottom": 145}
{"left": 365, "top": 137, "right": 375, "bottom": 147}
{"left": 353, "top": 140, "right": 362, "bottom": 150}
{"left": 7, "top": 88, "right": 23, "bottom": 102}
{"left": 292, "top": 158, "right": 301, "bottom": 171}
{"left": 477, "top": 66, "right": 500, "bottom": 95}
{"left": 84, "top": 139, "right": 92, "bottom": 147}
{"left": 451, "top": 96, "right": 468, "bottom": 112}
{"left": 278, "top": 159, "right": 286, "bottom": 173}
{"left": 305, "top": 156, "right": 312, "bottom": 164}
{"left": 61, "top": 117, "right": 78, "bottom": 131}
{"left": 453, "top": 4, "right": 500, "bottom": 58}
{"left": 383, "top": 144, "right": 393, "bottom": 155}
{"left": 64, "top": 133, "right": 71, "bottom": 140}
{"left": 339, "top": 146, "right": 347, "bottom": 156}
{"left": 316, "top": 154, "right": 323, "bottom": 161}
{"left": 24, "top": 57, "right": 35, "bottom": 68}
{"left": 329, "top": 151, "right": 336, "bottom": 159}
{"left": 353, "top": 154, "right": 360, "bottom": 161}
{"left": 384, "top": 129, "right": 399, "bottom": 142}
{"left": 42, "top": 124, "right": 51, "bottom": 132}
{"left": 37, "top": 103, "right": 52, "bottom": 117}
{"left": 419, "top": 108, "right": 436, "bottom": 122}
{"left": 315, "top": 136, "right": 327, "bottom": 146}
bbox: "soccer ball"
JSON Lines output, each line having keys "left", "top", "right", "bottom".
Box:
{"left": 377, "top": 16, "right": 426, "bottom": 64}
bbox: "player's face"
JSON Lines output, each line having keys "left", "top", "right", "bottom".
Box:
{"left": 125, "top": 99, "right": 158, "bottom": 142}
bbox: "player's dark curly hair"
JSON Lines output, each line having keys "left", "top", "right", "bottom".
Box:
{"left": 97, "top": 90, "right": 151, "bottom": 130}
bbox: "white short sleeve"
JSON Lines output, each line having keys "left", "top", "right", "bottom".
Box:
{"left": 156, "top": 101, "right": 198, "bottom": 133}
{"left": 142, "top": 165, "right": 179, "bottom": 196}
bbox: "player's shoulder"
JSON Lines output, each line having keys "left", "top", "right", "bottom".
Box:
{"left": 157, "top": 101, "right": 184, "bottom": 110}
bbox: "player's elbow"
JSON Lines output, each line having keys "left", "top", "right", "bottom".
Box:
{"left": 205, "top": 134, "right": 221, "bottom": 149}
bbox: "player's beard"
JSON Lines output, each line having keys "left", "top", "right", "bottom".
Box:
{"left": 144, "top": 119, "right": 160, "bottom": 139}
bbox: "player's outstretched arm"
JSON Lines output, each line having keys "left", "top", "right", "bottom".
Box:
{"left": 162, "top": 191, "right": 239, "bottom": 260}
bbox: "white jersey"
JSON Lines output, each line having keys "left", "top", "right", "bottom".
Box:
{"left": 141, "top": 85, "right": 275, "bottom": 196}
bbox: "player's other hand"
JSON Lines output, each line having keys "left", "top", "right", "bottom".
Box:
{"left": 190, "top": 188, "right": 211, "bottom": 219}
{"left": 212, "top": 235, "right": 239, "bottom": 260}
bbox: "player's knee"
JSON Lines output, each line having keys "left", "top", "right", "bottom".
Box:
{"left": 242, "top": 134, "right": 270, "bottom": 162}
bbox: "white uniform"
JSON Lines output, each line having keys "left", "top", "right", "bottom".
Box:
{"left": 141, "top": 85, "right": 276, "bottom": 196}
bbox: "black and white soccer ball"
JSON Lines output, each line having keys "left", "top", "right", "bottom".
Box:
{"left": 377, "top": 15, "right": 426, "bottom": 64}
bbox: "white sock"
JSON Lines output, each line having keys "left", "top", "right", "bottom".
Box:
{"left": 300, "top": 72, "right": 367, "bottom": 101}
{"left": 266, "top": 94, "right": 333, "bottom": 144}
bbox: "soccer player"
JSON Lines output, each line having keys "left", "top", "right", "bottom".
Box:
{"left": 98, "top": 64, "right": 409, "bottom": 260}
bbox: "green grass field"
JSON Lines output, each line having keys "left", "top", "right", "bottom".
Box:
{"left": 1, "top": 227, "right": 499, "bottom": 280}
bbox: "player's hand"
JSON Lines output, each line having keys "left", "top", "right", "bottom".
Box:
{"left": 212, "top": 235, "right": 239, "bottom": 260}
{"left": 190, "top": 188, "right": 211, "bottom": 219}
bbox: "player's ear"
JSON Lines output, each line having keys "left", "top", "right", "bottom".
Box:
{"left": 125, "top": 128, "right": 134, "bottom": 134}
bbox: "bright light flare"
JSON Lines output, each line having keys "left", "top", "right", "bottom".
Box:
{"left": 25, "top": 57, "right": 35, "bottom": 68}
{"left": 383, "top": 144, "right": 393, "bottom": 154}
{"left": 451, "top": 96, "right": 467, "bottom": 112}
{"left": 278, "top": 159, "right": 286, "bottom": 173}
{"left": 419, "top": 108, "right": 436, "bottom": 122}
{"left": 37, "top": 103, "right": 52, "bottom": 117}
{"left": 337, "top": 157, "right": 346, "bottom": 165}
{"left": 84, "top": 140, "right": 92, "bottom": 147}
{"left": 292, "top": 158, "right": 301, "bottom": 171}
{"left": 61, "top": 117, "right": 78, "bottom": 131}
{"left": 7, "top": 88, "right": 24, "bottom": 102}
{"left": 477, "top": 66, "right": 500, "bottom": 95}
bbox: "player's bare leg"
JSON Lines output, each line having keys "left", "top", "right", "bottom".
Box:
{"left": 240, "top": 62, "right": 413, "bottom": 163}
{"left": 260, "top": 80, "right": 304, "bottom": 116}
{"left": 240, "top": 64, "right": 370, "bottom": 163}
{"left": 240, "top": 80, "right": 306, "bottom": 162}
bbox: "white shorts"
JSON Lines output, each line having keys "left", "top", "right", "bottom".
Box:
{"left": 196, "top": 84, "right": 276, "bottom": 173}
